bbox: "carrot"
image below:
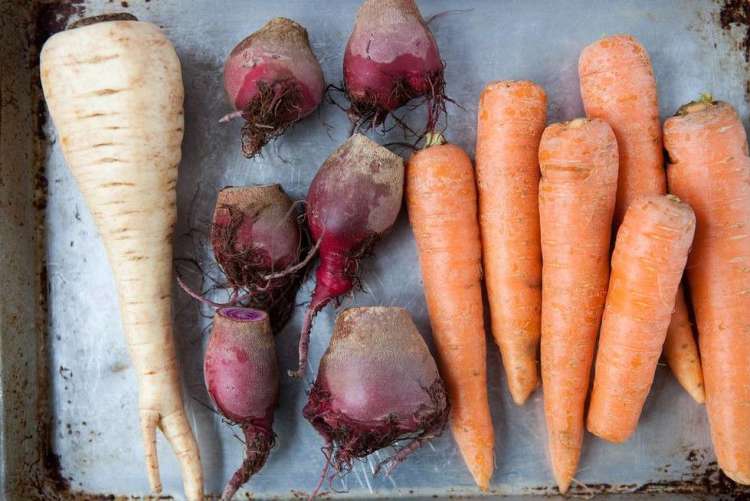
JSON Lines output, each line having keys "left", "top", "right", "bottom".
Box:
{"left": 579, "top": 34, "right": 703, "bottom": 403}
{"left": 587, "top": 195, "right": 696, "bottom": 443}
{"left": 475, "top": 80, "right": 547, "bottom": 405}
{"left": 40, "top": 17, "right": 203, "bottom": 499}
{"left": 538, "top": 118, "right": 618, "bottom": 493}
{"left": 662, "top": 285, "right": 705, "bottom": 403}
{"left": 665, "top": 99, "right": 750, "bottom": 485}
{"left": 406, "top": 136, "right": 494, "bottom": 490}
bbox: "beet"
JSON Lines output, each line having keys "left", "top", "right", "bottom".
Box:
{"left": 303, "top": 307, "right": 449, "bottom": 491}
{"left": 292, "top": 134, "right": 404, "bottom": 377}
{"left": 343, "top": 0, "right": 446, "bottom": 130}
{"left": 204, "top": 307, "right": 279, "bottom": 501}
{"left": 223, "top": 17, "right": 325, "bottom": 157}
{"left": 211, "top": 184, "right": 303, "bottom": 331}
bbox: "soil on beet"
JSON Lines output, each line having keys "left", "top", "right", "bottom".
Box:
{"left": 303, "top": 379, "right": 449, "bottom": 472}
{"left": 240, "top": 79, "right": 306, "bottom": 158}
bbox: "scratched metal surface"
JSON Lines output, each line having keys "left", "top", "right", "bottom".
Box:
{"left": 39, "top": 0, "right": 750, "bottom": 499}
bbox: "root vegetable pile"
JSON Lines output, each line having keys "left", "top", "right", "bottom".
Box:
{"left": 223, "top": 17, "right": 325, "bottom": 157}
{"left": 292, "top": 133, "right": 404, "bottom": 378}
{"left": 303, "top": 307, "right": 448, "bottom": 493}
{"left": 343, "top": 0, "right": 446, "bottom": 131}
{"left": 204, "top": 307, "right": 279, "bottom": 501}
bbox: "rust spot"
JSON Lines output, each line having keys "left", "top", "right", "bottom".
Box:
{"left": 719, "top": 0, "right": 750, "bottom": 62}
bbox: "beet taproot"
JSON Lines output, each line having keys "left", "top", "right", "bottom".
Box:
{"left": 343, "top": 0, "right": 446, "bottom": 130}
{"left": 292, "top": 134, "right": 404, "bottom": 377}
{"left": 204, "top": 307, "right": 279, "bottom": 501}
{"left": 223, "top": 17, "right": 325, "bottom": 157}
{"left": 303, "top": 307, "right": 448, "bottom": 494}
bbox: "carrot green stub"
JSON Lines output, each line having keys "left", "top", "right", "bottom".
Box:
{"left": 587, "top": 195, "right": 695, "bottom": 443}
{"left": 665, "top": 100, "right": 750, "bottom": 485}
{"left": 538, "top": 118, "right": 618, "bottom": 493}
{"left": 406, "top": 143, "right": 495, "bottom": 490}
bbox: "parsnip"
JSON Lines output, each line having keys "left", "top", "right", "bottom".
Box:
{"left": 40, "top": 18, "right": 203, "bottom": 499}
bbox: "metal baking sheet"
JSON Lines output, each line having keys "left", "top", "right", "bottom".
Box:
{"left": 10, "top": 0, "right": 750, "bottom": 499}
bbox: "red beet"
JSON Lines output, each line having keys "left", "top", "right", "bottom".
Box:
{"left": 303, "top": 307, "right": 449, "bottom": 491}
{"left": 343, "top": 0, "right": 445, "bottom": 130}
{"left": 223, "top": 17, "right": 325, "bottom": 157}
{"left": 211, "top": 184, "right": 304, "bottom": 331}
{"left": 205, "top": 307, "right": 279, "bottom": 501}
{"left": 292, "top": 134, "right": 404, "bottom": 377}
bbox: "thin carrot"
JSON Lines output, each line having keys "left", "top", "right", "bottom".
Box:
{"left": 665, "top": 99, "right": 750, "bottom": 485}
{"left": 587, "top": 195, "right": 696, "bottom": 443}
{"left": 538, "top": 118, "right": 618, "bottom": 493}
{"left": 406, "top": 137, "right": 494, "bottom": 491}
{"left": 579, "top": 34, "right": 703, "bottom": 403}
{"left": 662, "top": 285, "right": 705, "bottom": 403}
{"left": 475, "top": 80, "right": 547, "bottom": 405}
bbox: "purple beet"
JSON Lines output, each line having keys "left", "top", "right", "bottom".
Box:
{"left": 303, "top": 307, "right": 449, "bottom": 493}
{"left": 223, "top": 17, "right": 325, "bottom": 157}
{"left": 211, "top": 184, "right": 304, "bottom": 331}
{"left": 204, "top": 307, "right": 279, "bottom": 501}
{"left": 343, "top": 0, "right": 446, "bottom": 130}
{"left": 292, "top": 134, "right": 404, "bottom": 377}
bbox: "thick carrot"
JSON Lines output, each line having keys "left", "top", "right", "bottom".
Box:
{"left": 407, "top": 139, "right": 494, "bottom": 490}
{"left": 475, "top": 80, "right": 547, "bottom": 405}
{"left": 40, "top": 18, "right": 203, "bottom": 499}
{"left": 587, "top": 195, "right": 695, "bottom": 443}
{"left": 538, "top": 118, "right": 618, "bottom": 493}
{"left": 662, "top": 286, "right": 705, "bottom": 403}
{"left": 665, "top": 99, "right": 750, "bottom": 485}
{"left": 579, "top": 34, "right": 703, "bottom": 402}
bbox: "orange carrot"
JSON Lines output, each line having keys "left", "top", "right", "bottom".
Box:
{"left": 406, "top": 137, "right": 494, "bottom": 490}
{"left": 665, "top": 99, "right": 750, "bottom": 485}
{"left": 579, "top": 34, "right": 703, "bottom": 402}
{"left": 538, "top": 118, "right": 618, "bottom": 493}
{"left": 475, "top": 80, "right": 547, "bottom": 405}
{"left": 587, "top": 195, "right": 696, "bottom": 443}
{"left": 662, "top": 286, "right": 705, "bottom": 403}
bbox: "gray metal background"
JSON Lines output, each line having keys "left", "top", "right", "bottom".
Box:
{"left": 10, "top": 0, "right": 750, "bottom": 499}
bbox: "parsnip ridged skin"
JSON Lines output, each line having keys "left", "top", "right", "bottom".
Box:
{"left": 40, "top": 20, "right": 203, "bottom": 500}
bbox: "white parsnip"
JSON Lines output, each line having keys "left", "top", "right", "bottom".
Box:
{"left": 40, "top": 19, "right": 203, "bottom": 500}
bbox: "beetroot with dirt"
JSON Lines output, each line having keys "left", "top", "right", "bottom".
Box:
{"left": 291, "top": 134, "right": 404, "bottom": 378}
{"left": 204, "top": 307, "right": 279, "bottom": 501}
{"left": 210, "top": 184, "right": 305, "bottom": 331}
{"left": 303, "top": 307, "right": 449, "bottom": 495}
{"left": 343, "top": 0, "right": 446, "bottom": 131}
{"left": 223, "top": 17, "right": 325, "bottom": 157}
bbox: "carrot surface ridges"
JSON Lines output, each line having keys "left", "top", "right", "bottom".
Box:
{"left": 538, "top": 118, "right": 618, "bottom": 493}
{"left": 665, "top": 100, "right": 750, "bottom": 485}
{"left": 475, "top": 80, "right": 547, "bottom": 405}
{"left": 579, "top": 34, "right": 703, "bottom": 401}
{"left": 407, "top": 143, "right": 495, "bottom": 490}
{"left": 587, "top": 195, "right": 695, "bottom": 443}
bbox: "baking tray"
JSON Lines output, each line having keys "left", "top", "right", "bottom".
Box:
{"left": 2, "top": 0, "right": 750, "bottom": 499}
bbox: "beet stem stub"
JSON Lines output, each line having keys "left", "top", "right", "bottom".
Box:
{"left": 219, "top": 306, "right": 266, "bottom": 322}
